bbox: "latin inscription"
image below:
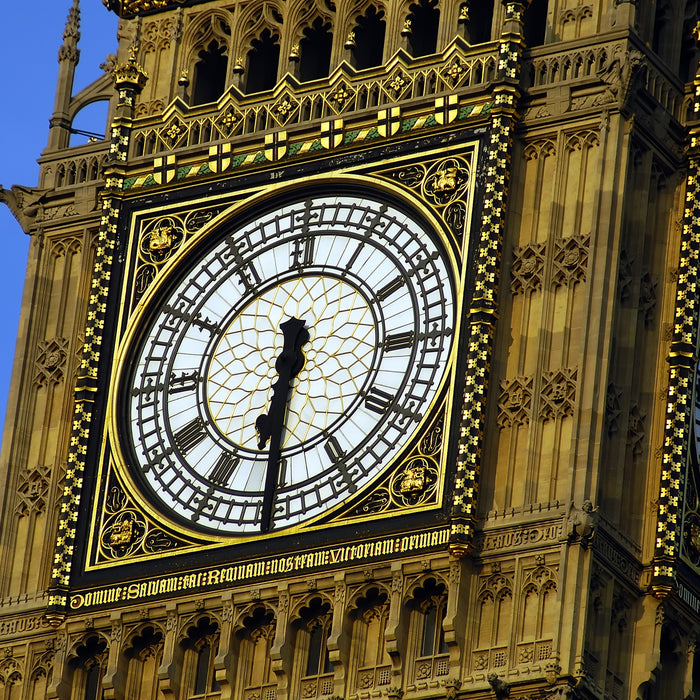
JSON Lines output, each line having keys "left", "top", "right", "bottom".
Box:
{"left": 73, "top": 527, "right": 450, "bottom": 610}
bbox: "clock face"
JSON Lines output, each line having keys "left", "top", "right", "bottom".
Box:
{"left": 118, "top": 192, "right": 456, "bottom": 534}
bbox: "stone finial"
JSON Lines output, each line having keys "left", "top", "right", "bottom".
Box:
{"left": 58, "top": 0, "right": 81, "bottom": 64}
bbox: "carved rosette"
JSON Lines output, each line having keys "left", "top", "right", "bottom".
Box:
{"left": 16, "top": 466, "right": 51, "bottom": 517}
{"left": 34, "top": 338, "right": 69, "bottom": 387}
{"left": 552, "top": 234, "right": 590, "bottom": 287}
{"left": 497, "top": 376, "right": 533, "bottom": 428}
{"left": 540, "top": 368, "right": 577, "bottom": 422}
{"left": 511, "top": 242, "right": 545, "bottom": 295}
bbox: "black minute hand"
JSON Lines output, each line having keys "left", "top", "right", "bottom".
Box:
{"left": 255, "top": 316, "right": 309, "bottom": 532}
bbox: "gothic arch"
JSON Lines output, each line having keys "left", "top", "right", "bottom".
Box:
{"left": 183, "top": 10, "right": 233, "bottom": 64}
{"left": 403, "top": 572, "right": 449, "bottom": 607}
{"left": 236, "top": 0, "right": 284, "bottom": 53}
{"left": 121, "top": 622, "right": 165, "bottom": 697}
{"left": 285, "top": 0, "right": 335, "bottom": 79}
{"left": 67, "top": 632, "right": 109, "bottom": 700}
{"left": 235, "top": 5, "right": 284, "bottom": 94}
{"left": 291, "top": 594, "right": 335, "bottom": 698}
{"left": 402, "top": 0, "right": 441, "bottom": 58}
{"left": 348, "top": 584, "right": 392, "bottom": 692}
{"left": 342, "top": 2, "right": 388, "bottom": 70}
{"left": 0, "top": 656, "right": 23, "bottom": 695}
{"left": 182, "top": 11, "right": 232, "bottom": 104}
{"left": 177, "top": 614, "right": 222, "bottom": 700}
{"left": 232, "top": 603, "right": 278, "bottom": 698}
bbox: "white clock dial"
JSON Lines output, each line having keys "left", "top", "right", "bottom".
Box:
{"left": 120, "top": 192, "right": 456, "bottom": 534}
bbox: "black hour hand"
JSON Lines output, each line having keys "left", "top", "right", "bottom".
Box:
{"left": 256, "top": 316, "right": 309, "bottom": 531}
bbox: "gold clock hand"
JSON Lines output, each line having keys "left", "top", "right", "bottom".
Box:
{"left": 256, "top": 316, "right": 309, "bottom": 532}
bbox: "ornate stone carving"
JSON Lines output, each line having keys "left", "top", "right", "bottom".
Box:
{"left": 566, "top": 501, "right": 597, "bottom": 547}
{"left": 540, "top": 368, "right": 577, "bottom": 421}
{"left": 34, "top": 337, "right": 69, "bottom": 387}
{"left": 605, "top": 383, "right": 622, "bottom": 435}
{"left": 552, "top": 235, "right": 590, "bottom": 288}
{"left": 487, "top": 673, "right": 510, "bottom": 698}
{"left": 110, "top": 621, "right": 122, "bottom": 643}
{"left": 511, "top": 242, "right": 545, "bottom": 295}
{"left": 16, "top": 466, "right": 50, "bottom": 516}
{"left": 421, "top": 157, "right": 471, "bottom": 207}
{"left": 627, "top": 403, "right": 646, "bottom": 457}
{"left": 638, "top": 270, "right": 657, "bottom": 325}
{"left": 617, "top": 249, "right": 634, "bottom": 302}
{"left": 497, "top": 375, "right": 533, "bottom": 428}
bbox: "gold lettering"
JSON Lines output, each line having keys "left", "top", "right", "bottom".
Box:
{"left": 208, "top": 570, "right": 220, "bottom": 586}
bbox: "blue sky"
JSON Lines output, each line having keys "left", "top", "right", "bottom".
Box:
{"left": 0, "top": 3, "right": 118, "bottom": 431}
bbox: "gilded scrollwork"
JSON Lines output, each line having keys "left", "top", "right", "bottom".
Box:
{"left": 132, "top": 205, "right": 225, "bottom": 303}
{"left": 341, "top": 408, "right": 444, "bottom": 519}
{"left": 378, "top": 154, "right": 473, "bottom": 245}
{"left": 96, "top": 465, "right": 198, "bottom": 563}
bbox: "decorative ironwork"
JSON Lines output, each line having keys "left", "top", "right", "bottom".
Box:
{"left": 343, "top": 411, "right": 444, "bottom": 518}
{"left": 96, "top": 468, "right": 193, "bottom": 562}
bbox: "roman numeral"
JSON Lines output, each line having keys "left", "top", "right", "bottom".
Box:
{"left": 162, "top": 303, "right": 220, "bottom": 335}
{"left": 384, "top": 331, "right": 414, "bottom": 352}
{"left": 364, "top": 387, "right": 394, "bottom": 415}
{"left": 375, "top": 276, "right": 405, "bottom": 302}
{"left": 291, "top": 236, "right": 315, "bottom": 268}
{"left": 169, "top": 370, "right": 198, "bottom": 394}
{"left": 224, "top": 236, "right": 261, "bottom": 293}
{"left": 323, "top": 436, "right": 357, "bottom": 491}
{"left": 174, "top": 418, "right": 207, "bottom": 454}
{"left": 324, "top": 435, "right": 346, "bottom": 462}
{"left": 208, "top": 451, "right": 240, "bottom": 486}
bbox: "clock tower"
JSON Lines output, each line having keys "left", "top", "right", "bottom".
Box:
{"left": 2, "top": 1, "right": 700, "bottom": 699}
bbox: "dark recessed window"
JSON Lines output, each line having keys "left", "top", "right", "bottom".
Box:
{"left": 406, "top": 0, "right": 440, "bottom": 57}
{"left": 192, "top": 40, "right": 228, "bottom": 105}
{"left": 466, "top": 0, "right": 494, "bottom": 44}
{"left": 352, "top": 5, "right": 386, "bottom": 70}
{"left": 523, "top": 0, "right": 548, "bottom": 47}
{"left": 246, "top": 29, "right": 280, "bottom": 93}
{"left": 299, "top": 17, "right": 333, "bottom": 81}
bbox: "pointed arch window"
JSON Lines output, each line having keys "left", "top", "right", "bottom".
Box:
{"left": 350, "top": 587, "right": 391, "bottom": 692}
{"left": 245, "top": 29, "right": 281, "bottom": 94}
{"left": 680, "top": 1, "right": 700, "bottom": 81}
{"left": 652, "top": 0, "right": 671, "bottom": 53}
{"left": 192, "top": 40, "right": 228, "bottom": 105}
{"left": 235, "top": 606, "right": 277, "bottom": 700}
{"left": 181, "top": 617, "right": 221, "bottom": 700}
{"left": 461, "top": 1, "right": 494, "bottom": 44}
{"left": 404, "top": 0, "right": 440, "bottom": 58}
{"left": 124, "top": 626, "right": 163, "bottom": 700}
{"left": 349, "top": 6, "right": 386, "bottom": 70}
{"left": 407, "top": 578, "right": 449, "bottom": 682}
{"left": 294, "top": 597, "right": 333, "bottom": 699}
{"left": 298, "top": 18, "right": 333, "bottom": 82}
{"left": 69, "top": 635, "right": 107, "bottom": 700}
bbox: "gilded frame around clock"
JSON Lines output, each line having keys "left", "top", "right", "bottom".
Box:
{"left": 84, "top": 152, "right": 477, "bottom": 569}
